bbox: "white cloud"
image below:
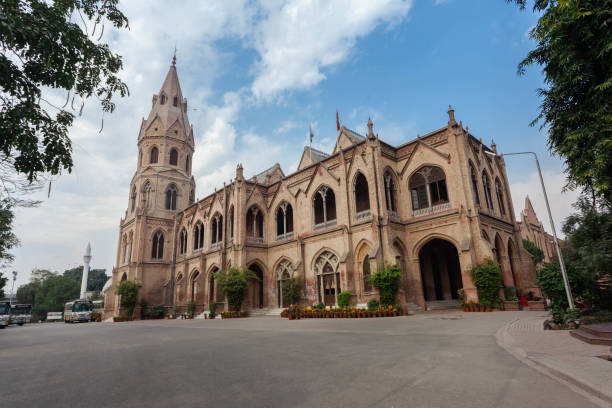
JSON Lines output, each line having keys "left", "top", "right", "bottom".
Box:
{"left": 250, "top": 0, "right": 412, "bottom": 100}
{"left": 510, "top": 171, "right": 579, "bottom": 238}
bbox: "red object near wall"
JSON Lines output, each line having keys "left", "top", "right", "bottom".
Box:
{"left": 519, "top": 296, "right": 528, "bottom": 307}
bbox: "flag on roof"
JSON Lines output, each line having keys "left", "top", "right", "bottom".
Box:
{"left": 336, "top": 109, "right": 340, "bottom": 131}
{"left": 309, "top": 124, "right": 314, "bottom": 144}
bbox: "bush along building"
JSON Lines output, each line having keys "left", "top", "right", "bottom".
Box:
{"left": 104, "top": 59, "right": 538, "bottom": 318}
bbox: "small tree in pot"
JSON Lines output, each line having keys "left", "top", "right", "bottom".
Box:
{"left": 282, "top": 277, "right": 302, "bottom": 306}
{"left": 365, "top": 263, "right": 402, "bottom": 307}
{"left": 116, "top": 280, "right": 141, "bottom": 320}
{"left": 213, "top": 267, "right": 258, "bottom": 311}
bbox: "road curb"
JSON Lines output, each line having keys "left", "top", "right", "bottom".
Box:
{"left": 495, "top": 319, "right": 611, "bottom": 408}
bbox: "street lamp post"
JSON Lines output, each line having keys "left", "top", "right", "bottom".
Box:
{"left": 10, "top": 271, "right": 17, "bottom": 305}
{"left": 485, "top": 150, "right": 575, "bottom": 309}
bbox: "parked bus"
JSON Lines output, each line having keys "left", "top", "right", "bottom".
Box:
{"left": 91, "top": 300, "right": 104, "bottom": 322}
{"left": 10, "top": 304, "right": 32, "bottom": 325}
{"left": 64, "top": 299, "right": 94, "bottom": 323}
{"left": 0, "top": 301, "right": 10, "bottom": 329}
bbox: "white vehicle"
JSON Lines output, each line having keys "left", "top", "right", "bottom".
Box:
{"left": 64, "top": 299, "right": 94, "bottom": 323}
{"left": 0, "top": 301, "right": 10, "bottom": 328}
{"left": 10, "top": 304, "right": 32, "bottom": 325}
{"left": 46, "top": 312, "right": 63, "bottom": 322}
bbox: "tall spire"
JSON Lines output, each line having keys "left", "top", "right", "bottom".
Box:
{"left": 139, "top": 57, "right": 191, "bottom": 140}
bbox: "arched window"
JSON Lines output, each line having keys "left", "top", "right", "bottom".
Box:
{"left": 185, "top": 156, "right": 190, "bottom": 173}
{"left": 354, "top": 173, "right": 371, "bottom": 218}
{"left": 130, "top": 185, "right": 137, "bottom": 212}
{"left": 189, "top": 189, "right": 194, "bottom": 204}
{"left": 142, "top": 181, "right": 152, "bottom": 208}
{"left": 190, "top": 271, "right": 200, "bottom": 303}
{"left": 246, "top": 206, "right": 264, "bottom": 243}
{"left": 151, "top": 231, "right": 164, "bottom": 259}
{"left": 139, "top": 150, "right": 142, "bottom": 167}
{"left": 229, "top": 206, "right": 234, "bottom": 240}
{"left": 121, "top": 234, "right": 127, "bottom": 264}
{"left": 384, "top": 171, "right": 397, "bottom": 214}
{"left": 179, "top": 228, "right": 187, "bottom": 255}
{"left": 211, "top": 214, "right": 223, "bottom": 247}
{"left": 470, "top": 162, "right": 480, "bottom": 207}
{"left": 128, "top": 232, "right": 133, "bottom": 263}
{"left": 276, "top": 260, "right": 293, "bottom": 308}
{"left": 160, "top": 94, "right": 166, "bottom": 105}
{"left": 173, "top": 96, "right": 178, "bottom": 107}
{"left": 313, "top": 186, "right": 337, "bottom": 229}
{"left": 165, "top": 184, "right": 178, "bottom": 210}
{"left": 193, "top": 221, "right": 204, "bottom": 250}
{"left": 482, "top": 171, "right": 494, "bottom": 212}
{"left": 150, "top": 147, "right": 158, "bottom": 164}
{"left": 314, "top": 251, "right": 340, "bottom": 306}
{"left": 409, "top": 166, "right": 448, "bottom": 215}
{"left": 169, "top": 148, "right": 178, "bottom": 166}
{"left": 363, "top": 255, "right": 372, "bottom": 292}
{"left": 495, "top": 178, "right": 506, "bottom": 216}
{"left": 276, "top": 203, "right": 294, "bottom": 240}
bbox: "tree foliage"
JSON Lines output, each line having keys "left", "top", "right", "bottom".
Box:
{"left": 470, "top": 259, "right": 503, "bottom": 308}
{"left": 366, "top": 263, "right": 402, "bottom": 306}
{"left": 0, "top": 199, "right": 19, "bottom": 267}
{"left": 522, "top": 239, "right": 545, "bottom": 265}
{"left": 281, "top": 276, "right": 302, "bottom": 306}
{"left": 508, "top": 0, "right": 612, "bottom": 202}
{"left": 0, "top": 0, "right": 129, "bottom": 181}
{"left": 0, "top": 272, "right": 7, "bottom": 298}
{"left": 116, "top": 279, "right": 139, "bottom": 318}
{"left": 32, "top": 273, "right": 79, "bottom": 320}
{"left": 213, "top": 267, "right": 258, "bottom": 311}
{"left": 63, "top": 266, "right": 108, "bottom": 291}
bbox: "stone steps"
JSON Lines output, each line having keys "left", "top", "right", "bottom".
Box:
{"left": 249, "top": 308, "right": 283, "bottom": 316}
{"left": 426, "top": 300, "right": 461, "bottom": 311}
{"left": 571, "top": 323, "right": 612, "bottom": 346}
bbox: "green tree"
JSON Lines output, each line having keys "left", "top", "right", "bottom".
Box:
{"left": 470, "top": 259, "right": 503, "bottom": 308}
{"left": 0, "top": 200, "right": 20, "bottom": 268}
{"left": 0, "top": 272, "right": 7, "bottom": 298}
{"left": 213, "top": 267, "right": 258, "bottom": 311}
{"left": 365, "top": 263, "right": 402, "bottom": 306}
{"left": 561, "top": 194, "right": 612, "bottom": 310}
{"left": 537, "top": 260, "right": 588, "bottom": 322}
{"left": 16, "top": 280, "right": 40, "bottom": 305}
{"left": 116, "top": 280, "right": 140, "bottom": 318}
{"left": 522, "top": 239, "right": 545, "bottom": 266}
{"left": 508, "top": 0, "right": 612, "bottom": 203}
{"left": 63, "top": 266, "right": 108, "bottom": 291}
{"left": 32, "top": 273, "right": 79, "bottom": 320}
{"left": 281, "top": 277, "right": 302, "bottom": 306}
{"left": 1, "top": 0, "right": 129, "bottom": 181}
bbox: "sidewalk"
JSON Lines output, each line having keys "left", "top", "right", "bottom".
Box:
{"left": 497, "top": 312, "right": 611, "bottom": 406}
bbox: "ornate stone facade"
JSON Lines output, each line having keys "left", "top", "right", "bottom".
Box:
{"left": 517, "top": 196, "right": 558, "bottom": 263}
{"left": 104, "top": 61, "right": 537, "bottom": 318}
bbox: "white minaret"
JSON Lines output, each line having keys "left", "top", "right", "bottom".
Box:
{"left": 81, "top": 243, "right": 92, "bottom": 299}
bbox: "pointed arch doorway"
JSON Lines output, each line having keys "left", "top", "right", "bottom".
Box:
{"left": 418, "top": 239, "right": 462, "bottom": 301}
{"left": 248, "top": 263, "right": 264, "bottom": 309}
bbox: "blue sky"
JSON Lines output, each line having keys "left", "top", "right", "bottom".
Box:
{"left": 9, "top": 0, "right": 576, "bottom": 288}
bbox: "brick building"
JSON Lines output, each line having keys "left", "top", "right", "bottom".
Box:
{"left": 104, "top": 60, "right": 538, "bottom": 317}
{"left": 517, "top": 196, "right": 558, "bottom": 263}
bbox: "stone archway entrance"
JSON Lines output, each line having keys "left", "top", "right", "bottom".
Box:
{"left": 248, "top": 264, "right": 264, "bottom": 309}
{"left": 419, "top": 239, "right": 462, "bottom": 301}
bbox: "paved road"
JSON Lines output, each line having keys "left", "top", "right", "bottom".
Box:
{"left": 0, "top": 311, "right": 600, "bottom": 408}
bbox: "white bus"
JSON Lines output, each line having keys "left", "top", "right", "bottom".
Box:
{"left": 10, "top": 304, "right": 32, "bottom": 325}
{"left": 0, "top": 301, "right": 10, "bottom": 328}
{"left": 64, "top": 299, "right": 94, "bottom": 323}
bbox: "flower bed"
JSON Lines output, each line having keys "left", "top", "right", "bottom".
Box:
{"left": 220, "top": 311, "right": 249, "bottom": 319}
{"left": 112, "top": 316, "right": 132, "bottom": 322}
{"left": 281, "top": 305, "right": 402, "bottom": 319}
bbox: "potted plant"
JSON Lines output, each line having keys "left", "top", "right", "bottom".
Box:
{"left": 503, "top": 286, "right": 521, "bottom": 311}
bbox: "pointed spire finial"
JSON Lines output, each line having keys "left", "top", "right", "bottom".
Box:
{"left": 447, "top": 105, "right": 456, "bottom": 126}
{"left": 491, "top": 140, "right": 497, "bottom": 154}
{"left": 172, "top": 45, "right": 177, "bottom": 66}
{"left": 367, "top": 117, "right": 374, "bottom": 139}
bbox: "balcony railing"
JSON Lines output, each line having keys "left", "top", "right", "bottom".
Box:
{"left": 247, "top": 236, "right": 264, "bottom": 244}
{"left": 355, "top": 209, "right": 371, "bottom": 220}
{"left": 210, "top": 242, "right": 221, "bottom": 250}
{"left": 388, "top": 210, "right": 399, "bottom": 219}
{"left": 276, "top": 232, "right": 294, "bottom": 241}
{"left": 314, "top": 219, "right": 337, "bottom": 231}
{"left": 412, "top": 202, "right": 451, "bottom": 218}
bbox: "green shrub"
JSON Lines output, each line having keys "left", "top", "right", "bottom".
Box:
{"left": 282, "top": 277, "right": 302, "bottom": 306}
{"left": 150, "top": 306, "right": 164, "bottom": 319}
{"left": 365, "top": 263, "right": 402, "bottom": 306}
{"left": 337, "top": 291, "right": 351, "bottom": 308}
{"left": 537, "top": 261, "right": 586, "bottom": 323}
{"left": 367, "top": 299, "right": 379, "bottom": 311}
{"left": 313, "top": 302, "right": 325, "bottom": 310}
{"left": 208, "top": 301, "right": 216, "bottom": 318}
{"left": 504, "top": 286, "right": 518, "bottom": 301}
{"left": 116, "top": 280, "right": 140, "bottom": 318}
{"left": 140, "top": 300, "right": 148, "bottom": 319}
{"left": 523, "top": 239, "right": 545, "bottom": 265}
{"left": 214, "top": 267, "right": 258, "bottom": 311}
{"left": 470, "top": 259, "right": 503, "bottom": 308}
{"left": 186, "top": 301, "right": 196, "bottom": 314}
